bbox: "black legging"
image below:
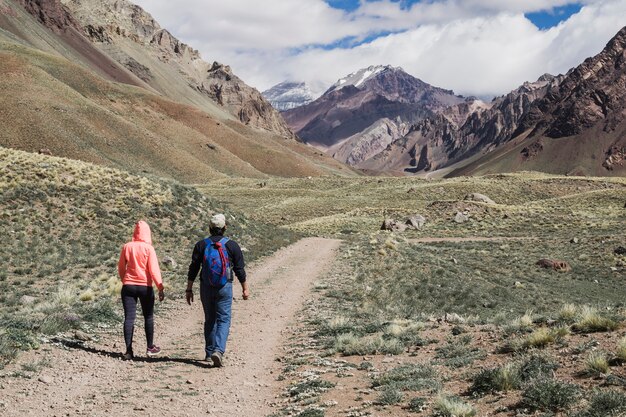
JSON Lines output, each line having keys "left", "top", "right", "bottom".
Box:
{"left": 121, "top": 285, "right": 155, "bottom": 352}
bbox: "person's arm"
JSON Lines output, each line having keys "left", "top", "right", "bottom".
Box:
{"left": 117, "top": 246, "right": 127, "bottom": 280}
{"left": 186, "top": 241, "right": 204, "bottom": 305}
{"left": 227, "top": 240, "right": 249, "bottom": 300}
{"left": 147, "top": 246, "right": 165, "bottom": 301}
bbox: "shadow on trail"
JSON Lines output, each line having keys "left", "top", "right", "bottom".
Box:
{"left": 52, "top": 337, "right": 211, "bottom": 368}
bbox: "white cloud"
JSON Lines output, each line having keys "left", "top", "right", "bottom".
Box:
{"left": 132, "top": 0, "right": 626, "bottom": 98}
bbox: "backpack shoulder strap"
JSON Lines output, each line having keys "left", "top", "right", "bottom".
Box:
{"left": 219, "top": 237, "right": 230, "bottom": 246}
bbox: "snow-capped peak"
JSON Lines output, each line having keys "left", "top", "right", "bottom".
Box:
{"left": 262, "top": 81, "right": 316, "bottom": 111}
{"left": 329, "top": 65, "right": 399, "bottom": 91}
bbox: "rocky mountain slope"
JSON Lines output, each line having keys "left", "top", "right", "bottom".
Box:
{"left": 262, "top": 81, "right": 316, "bottom": 111}
{"left": 453, "top": 26, "right": 626, "bottom": 177}
{"left": 0, "top": 0, "right": 351, "bottom": 180}
{"left": 361, "top": 74, "right": 563, "bottom": 174}
{"left": 58, "top": 0, "right": 294, "bottom": 138}
{"left": 282, "top": 65, "right": 465, "bottom": 165}
{"left": 364, "top": 26, "right": 626, "bottom": 177}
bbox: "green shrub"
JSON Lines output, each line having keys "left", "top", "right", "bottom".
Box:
{"left": 558, "top": 304, "right": 578, "bottom": 323}
{"left": 585, "top": 352, "right": 610, "bottom": 377}
{"left": 573, "top": 390, "right": 626, "bottom": 417}
{"left": 376, "top": 387, "right": 404, "bottom": 405}
{"left": 407, "top": 397, "right": 427, "bottom": 413}
{"left": 518, "top": 353, "right": 558, "bottom": 381}
{"left": 372, "top": 364, "right": 441, "bottom": 392}
{"left": 433, "top": 396, "right": 476, "bottom": 417}
{"left": 616, "top": 337, "right": 626, "bottom": 363}
{"left": 521, "top": 379, "right": 580, "bottom": 411}
{"left": 573, "top": 307, "right": 619, "bottom": 333}
{"left": 470, "top": 363, "right": 521, "bottom": 394}
{"left": 435, "top": 335, "right": 485, "bottom": 368}
{"left": 296, "top": 409, "right": 324, "bottom": 417}
{"left": 289, "top": 379, "right": 335, "bottom": 397}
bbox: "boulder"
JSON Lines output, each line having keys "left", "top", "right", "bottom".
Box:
{"left": 614, "top": 246, "right": 626, "bottom": 256}
{"left": 162, "top": 256, "right": 177, "bottom": 269}
{"left": 405, "top": 215, "right": 426, "bottom": 230}
{"left": 20, "top": 295, "right": 36, "bottom": 305}
{"left": 464, "top": 193, "right": 496, "bottom": 205}
{"left": 454, "top": 212, "right": 469, "bottom": 223}
{"left": 381, "top": 218, "right": 407, "bottom": 232}
{"left": 536, "top": 259, "right": 571, "bottom": 272}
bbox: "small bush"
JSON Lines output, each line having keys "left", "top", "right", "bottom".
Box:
{"left": 521, "top": 379, "right": 580, "bottom": 412}
{"left": 518, "top": 353, "right": 558, "bottom": 381}
{"left": 333, "top": 333, "right": 404, "bottom": 356}
{"left": 407, "top": 397, "right": 427, "bottom": 413}
{"left": 558, "top": 304, "right": 578, "bottom": 323}
{"left": 470, "top": 363, "right": 521, "bottom": 394}
{"left": 573, "top": 390, "right": 626, "bottom": 417}
{"left": 297, "top": 409, "right": 324, "bottom": 417}
{"left": 376, "top": 387, "right": 404, "bottom": 405}
{"left": 525, "top": 327, "right": 556, "bottom": 348}
{"left": 616, "top": 337, "right": 626, "bottom": 363}
{"left": 372, "top": 363, "right": 441, "bottom": 392}
{"left": 573, "top": 306, "right": 619, "bottom": 333}
{"left": 585, "top": 352, "right": 610, "bottom": 377}
{"left": 289, "top": 378, "right": 335, "bottom": 397}
{"left": 433, "top": 396, "right": 476, "bottom": 417}
{"left": 79, "top": 289, "right": 95, "bottom": 302}
{"left": 435, "top": 335, "right": 484, "bottom": 368}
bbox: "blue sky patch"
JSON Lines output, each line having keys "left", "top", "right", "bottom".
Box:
{"left": 525, "top": 3, "right": 583, "bottom": 29}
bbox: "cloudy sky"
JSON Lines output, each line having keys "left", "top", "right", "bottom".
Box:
{"left": 132, "top": 0, "right": 626, "bottom": 98}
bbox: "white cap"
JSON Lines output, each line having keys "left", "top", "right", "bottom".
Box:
{"left": 210, "top": 213, "right": 226, "bottom": 229}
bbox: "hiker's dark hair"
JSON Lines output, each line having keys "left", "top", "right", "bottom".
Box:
{"left": 210, "top": 226, "right": 226, "bottom": 236}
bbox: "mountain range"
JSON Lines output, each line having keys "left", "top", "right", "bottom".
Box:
{"left": 0, "top": 0, "right": 350, "bottom": 181}
{"left": 280, "top": 29, "right": 626, "bottom": 177}
{"left": 1, "top": 0, "right": 624, "bottom": 179}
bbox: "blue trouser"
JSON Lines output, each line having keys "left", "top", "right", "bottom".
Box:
{"left": 200, "top": 281, "right": 233, "bottom": 356}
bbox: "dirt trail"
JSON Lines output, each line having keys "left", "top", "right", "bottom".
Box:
{"left": 1, "top": 237, "right": 342, "bottom": 417}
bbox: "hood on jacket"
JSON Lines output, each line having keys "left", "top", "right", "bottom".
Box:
{"left": 132, "top": 220, "right": 152, "bottom": 244}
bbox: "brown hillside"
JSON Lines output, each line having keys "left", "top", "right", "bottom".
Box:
{"left": 0, "top": 38, "right": 352, "bottom": 181}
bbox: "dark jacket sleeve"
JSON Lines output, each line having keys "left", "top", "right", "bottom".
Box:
{"left": 187, "top": 240, "right": 204, "bottom": 282}
{"left": 226, "top": 240, "right": 246, "bottom": 283}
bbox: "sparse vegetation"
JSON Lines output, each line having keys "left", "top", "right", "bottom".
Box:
{"left": 573, "top": 306, "right": 619, "bottom": 333}
{"left": 433, "top": 396, "right": 476, "bottom": 417}
{"left": 521, "top": 379, "right": 581, "bottom": 412}
{"left": 573, "top": 390, "right": 626, "bottom": 417}
{"left": 616, "top": 337, "right": 626, "bottom": 363}
{"left": 372, "top": 363, "right": 441, "bottom": 393}
{"left": 0, "top": 147, "right": 298, "bottom": 366}
{"left": 584, "top": 351, "right": 610, "bottom": 377}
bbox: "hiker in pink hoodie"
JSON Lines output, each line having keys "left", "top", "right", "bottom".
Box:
{"left": 118, "top": 221, "right": 165, "bottom": 360}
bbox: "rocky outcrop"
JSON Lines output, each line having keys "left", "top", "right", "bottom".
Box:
{"left": 201, "top": 63, "right": 295, "bottom": 138}
{"left": 523, "top": 28, "right": 626, "bottom": 140}
{"left": 58, "top": 0, "right": 295, "bottom": 138}
{"left": 330, "top": 118, "right": 410, "bottom": 166}
{"left": 17, "top": 0, "right": 82, "bottom": 33}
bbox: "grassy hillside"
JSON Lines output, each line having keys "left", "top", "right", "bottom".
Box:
{"left": 0, "top": 36, "right": 353, "bottom": 182}
{"left": 0, "top": 146, "right": 298, "bottom": 367}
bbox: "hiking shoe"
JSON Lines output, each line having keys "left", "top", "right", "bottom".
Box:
{"left": 122, "top": 351, "right": 134, "bottom": 361}
{"left": 210, "top": 351, "right": 223, "bottom": 367}
{"left": 146, "top": 345, "right": 161, "bottom": 357}
{"left": 204, "top": 355, "right": 214, "bottom": 366}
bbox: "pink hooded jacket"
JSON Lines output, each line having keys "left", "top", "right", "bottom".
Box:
{"left": 118, "top": 221, "right": 164, "bottom": 291}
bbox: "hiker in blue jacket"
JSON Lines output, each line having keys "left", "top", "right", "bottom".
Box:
{"left": 186, "top": 213, "right": 249, "bottom": 367}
